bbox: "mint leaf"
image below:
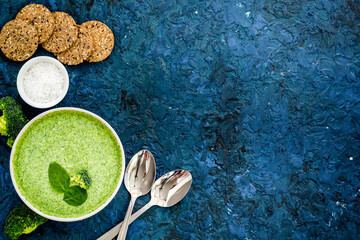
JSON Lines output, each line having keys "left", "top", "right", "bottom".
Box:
{"left": 63, "top": 186, "right": 88, "bottom": 206}
{"left": 48, "top": 162, "right": 70, "bottom": 193}
{"left": 48, "top": 162, "right": 89, "bottom": 206}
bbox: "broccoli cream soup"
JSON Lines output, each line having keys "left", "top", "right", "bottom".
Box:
{"left": 12, "top": 110, "right": 122, "bottom": 218}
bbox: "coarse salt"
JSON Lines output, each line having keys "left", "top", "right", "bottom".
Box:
{"left": 23, "top": 62, "right": 64, "bottom": 103}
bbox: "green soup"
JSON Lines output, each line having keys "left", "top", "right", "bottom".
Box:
{"left": 12, "top": 109, "right": 122, "bottom": 218}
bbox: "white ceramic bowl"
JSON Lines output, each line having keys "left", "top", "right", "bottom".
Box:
{"left": 9, "top": 107, "right": 126, "bottom": 222}
{"left": 17, "top": 56, "right": 69, "bottom": 109}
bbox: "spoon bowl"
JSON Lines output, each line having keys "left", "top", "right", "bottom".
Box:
{"left": 150, "top": 170, "right": 192, "bottom": 207}
{"left": 124, "top": 150, "right": 156, "bottom": 196}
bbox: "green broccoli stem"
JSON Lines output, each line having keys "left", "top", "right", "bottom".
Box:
{"left": 0, "top": 115, "right": 8, "bottom": 136}
{"left": 23, "top": 225, "right": 38, "bottom": 234}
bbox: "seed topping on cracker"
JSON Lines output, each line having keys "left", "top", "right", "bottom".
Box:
{"left": 42, "top": 12, "right": 78, "bottom": 53}
{"left": 16, "top": 4, "right": 55, "bottom": 44}
{"left": 82, "top": 21, "right": 114, "bottom": 63}
{"left": 0, "top": 19, "right": 38, "bottom": 61}
{"left": 56, "top": 25, "right": 93, "bottom": 65}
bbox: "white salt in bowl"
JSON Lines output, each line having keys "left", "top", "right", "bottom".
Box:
{"left": 17, "top": 56, "right": 69, "bottom": 109}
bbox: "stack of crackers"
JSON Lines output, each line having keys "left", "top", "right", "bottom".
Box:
{"left": 0, "top": 4, "right": 114, "bottom": 65}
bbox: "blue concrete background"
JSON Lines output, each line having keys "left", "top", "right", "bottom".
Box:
{"left": 1, "top": 0, "right": 360, "bottom": 239}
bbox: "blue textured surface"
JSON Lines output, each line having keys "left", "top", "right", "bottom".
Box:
{"left": 1, "top": 0, "right": 360, "bottom": 239}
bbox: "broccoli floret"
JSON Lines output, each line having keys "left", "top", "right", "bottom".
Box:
{"left": 4, "top": 204, "right": 47, "bottom": 240}
{"left": 0, "top": 97, "right": 28, "bottom": 147}
{"left": 70, "top": 170, "right": 91, "bottom": 189}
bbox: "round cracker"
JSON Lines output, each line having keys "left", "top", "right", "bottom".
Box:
{"left": 82, "top": 21, "right": 114, "bottom": 62}
{"left": 42, "top": 12, "right": 78, "bottom": 53}
{"left": 16, "top": 4, "right": 55, "bottom": 44}
{"left": 0, "top": 19, "right": 38, "bottom": 61}
{"left": 56, "top": 25, "right": 93, "bottom": 65}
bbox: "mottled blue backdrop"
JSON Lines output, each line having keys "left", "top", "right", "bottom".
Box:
{"left": 1, "top": 0, "right": 360, "bottom": 239}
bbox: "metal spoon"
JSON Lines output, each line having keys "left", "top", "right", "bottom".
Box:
{"left": 98, "top": 170, "right": 192, "bottom": 240}
{"left": 117, "top": 150, "right": 156, "bottom": 240}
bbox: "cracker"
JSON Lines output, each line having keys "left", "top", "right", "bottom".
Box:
{"left": 56, "top": 25, "right": 93, "bottom": 65}
{"left": 42, "top": 12, "right": 78, "bottom": 53}
{"left": 0, "top": 19, "right": 38, "bottom": 61}
{"left": 81, "top": 21, "right": 114, "bottom": 62}
{"left": 16, "top": 4, "right": 55, "bottom": 44}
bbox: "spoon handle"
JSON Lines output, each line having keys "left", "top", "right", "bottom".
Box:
{"left": 117, "top": 196, "right": 137, "bottom": 240}
{"left": 97, "top": 202, "right": 153, "bottom": 240}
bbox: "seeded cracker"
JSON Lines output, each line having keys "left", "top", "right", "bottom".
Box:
{"left": 56, "top": 25, "right": 93, "bottom": 65}
{"left": 0, "top": 19, "right": 38, "bottom": 61}
{"left": 82, "top": 21, "right": 114, "bottom": 62}
{"left": 16, "top": 4, "right": 55, "bottom": 44}
{"left": 42, "top": 12, "right": 78, "bottom": 53}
